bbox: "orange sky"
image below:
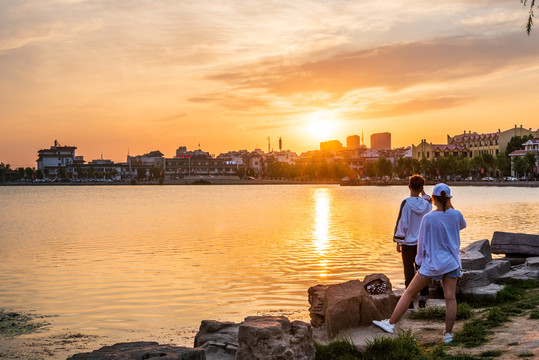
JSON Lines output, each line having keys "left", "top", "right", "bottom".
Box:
{"left": 1, "top": 0, "right": 539, "bottom": 167}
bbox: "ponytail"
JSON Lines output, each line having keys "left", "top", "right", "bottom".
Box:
{"left": 433, "top": 191, "right": 450, "bottom": 212}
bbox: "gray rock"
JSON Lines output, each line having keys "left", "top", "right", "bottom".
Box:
{"left": 459, "top": 283, "right": 505, "bottom": 301}
{"left": 460, "top": 239, "right": 492, "bottom": 270}
{"left": 457, "top": 259, "right": 511, "bottom": 293}
{"left": 236, "top": 316, "right": 315, "bottom": 360}
{"left": 67, "top": 341, "right": 205, "bottom": 360}
{"left": 491, "top": 232, "right": 539, "bottom": 256}
{"left": 526, "top": 257, "right": 539, "bottom": 270}
{"left": 194, "top": 320, "right": 239, "bottom": 360}
{"left": 497, "top": 266, "right": 539, "bottom": 281}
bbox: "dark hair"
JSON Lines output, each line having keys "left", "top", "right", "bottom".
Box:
{"left": 433, "top": 191, "right": 449, "bottom": 212}
{"left": 409, "top": 175, "right": 425, "bottom": 192}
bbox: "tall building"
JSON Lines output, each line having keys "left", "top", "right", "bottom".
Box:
{"left": 320, "top": 140, "right": 343, "bottom": 152}
{"left": 346, "top": 135, "right": 361, "bottom": 149}
{"left": 371, "top": 132, "right": 391, "bottom": 150}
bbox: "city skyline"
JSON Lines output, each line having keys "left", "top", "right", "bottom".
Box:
{"left": 2, "top": 1, "right": 539, "bottom": 167}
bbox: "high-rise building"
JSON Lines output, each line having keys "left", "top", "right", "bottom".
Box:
{"left": 320, "top": 140, "right": 343, "bottom": 152}
{"left": 371, "top": 132, "right": 391, "bottom": 150}
{"left": 346, "top": 135, "right": 361, "bottom": 149}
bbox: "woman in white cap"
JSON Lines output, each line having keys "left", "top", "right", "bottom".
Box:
{"left": 373, "top": 183, "right": 466, "bottom": 344}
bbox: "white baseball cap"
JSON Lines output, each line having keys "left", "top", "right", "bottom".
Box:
{"left": 432, "top": 183, "right": 452, "bottom": 198}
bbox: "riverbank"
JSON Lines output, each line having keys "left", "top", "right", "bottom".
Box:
{"left": 1, "top": 179, "right": 538, "bottom": 186}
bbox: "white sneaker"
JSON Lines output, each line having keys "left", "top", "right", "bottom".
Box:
{"left": 443, "top": 333, "right": 453, "bottom": 344}
{"left": 372, "top": 319, "right": 395, "bottom": 334}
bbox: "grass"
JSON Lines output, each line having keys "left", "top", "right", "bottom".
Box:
{"left": 479, "top": 350, "right": 504, "bottom": 357}
{"left": 517, "top": 353, "right": 534, "bottom": 358}
{"left": 409, "top": 303, "right": 474, "bottom": 322}
{"left": 529, "top": 309, "right": 539, "bottom": 319}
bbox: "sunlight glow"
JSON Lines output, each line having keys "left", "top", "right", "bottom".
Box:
{"left": 313, "top": 189, "right": 331, "bottom": 255}
{"left": 306, "top": 111, "right": 337, "bottom": 141}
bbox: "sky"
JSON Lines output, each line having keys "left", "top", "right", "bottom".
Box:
{"left": 1, "top": 0, "right": 539, "bottom": 167}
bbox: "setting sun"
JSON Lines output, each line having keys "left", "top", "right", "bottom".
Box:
{"left": 307, "top": 112, "right": 338, "bottom": 141}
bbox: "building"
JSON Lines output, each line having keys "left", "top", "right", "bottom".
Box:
{"left": 346, "top": 135, "right": 361, "bottom": 149}
{"left": 36, "top": 140, "right": 79, "bottom": 177}
{"left": 320, "top": 140, "right": 343, "bottom": 152}
{"left": 498, "top": 125, "right": 539, "bottom": 154}
{"left": 370, "top": 132, "right": 391, "bottom": 151}
{"left": 508, "top": 138, "right": 539, "bottom": 176}
{"left": 412, "top": 139, "right": 468, "bottom": 160}
{"left": 128, "top": 150, "right": 164, "bottom": 167}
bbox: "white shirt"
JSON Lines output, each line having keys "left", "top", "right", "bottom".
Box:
{"left": 416, "top": 208, "right": 466, "bottom": 277}
{"left": 393, "top": 195, "right": 432, "bottom": 246}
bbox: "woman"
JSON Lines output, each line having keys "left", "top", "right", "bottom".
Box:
{"left": 373, "top": 183, "right": 466, "bottom": 344}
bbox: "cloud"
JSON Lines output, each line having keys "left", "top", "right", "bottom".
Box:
{"left": 348, "top": 96, "right": 475, "bottom": 119}
{"left": 206, "top": 33, "right": 539, "bottom": 96}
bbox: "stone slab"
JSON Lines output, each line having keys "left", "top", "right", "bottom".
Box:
{"left": 459, "top": 283, "right": 505, "bottom": 302}
{"left": 491, "top": 231, "right": 539, "bottom": 256}
{"left": 67, "top": 342, "right": 206, "bottom": 360}
{"left": 526, "top": 257, "right": 539, "bottom": 270}
{"left": 460, "top": 239, "right": 492, "bottom": 270}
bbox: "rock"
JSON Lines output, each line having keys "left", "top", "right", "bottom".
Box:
{"left": 308, "top": 284, "right": 328, "bottom": 328}
{"left": 236, "top": 316, "right": 315, "bottom": 360}
{"left": 194, "top": 320, "right": 239, "bottom": 360}
{"left": 460, "top": 239, "right": 492, "bottom": 270}
{"left": 67, "top": 341, "right": 205, "bottom": 360}
{"left": 526, "top": 257, "right": 539, "bottom": 270}
{"left": 459, "top": 283, "right": 505, "bottom": 301}
{"left": 497, "top": 265, "right": 539, "bottom": 281}
{"left": 457, "top": 260, "right": 511, "bottom": 293}
{"left": 491, "top": 232, "right": 539, "bottom": 256}
{"left": 308, "top": 275, "right": 398, "bottom": 338}
{"left": 323, "top": 280, "right": 363, "bottom": 338}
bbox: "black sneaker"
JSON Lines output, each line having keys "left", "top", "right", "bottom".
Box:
{"left": 408, "top": 302, "right": 414, "bottom": 311}
{"left": 418, "top": 299, "right": 427, "bottom": 309}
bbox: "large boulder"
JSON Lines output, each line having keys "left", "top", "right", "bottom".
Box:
{"left": 67, "top": 342, "right": 205, "bottom": 360}
{"left": 460, "top": 239, "right": 492, "bottom": 270}
{"left": 491, "top": 232, "right": 539, "bottom": 256}
{"left": 194, "top": 320, "right": 239, "bottom": 360}
{"left": 307, "top": 284, "right": 328, "bottom": 328}
{"left": 308, "top": 275, "right": 398, "bottom": 338}
{"left": 323, "top": 280, "right": 363, "bottom": 338}
{"left": 235, "top": 316, "right": 315, "bottom": 360}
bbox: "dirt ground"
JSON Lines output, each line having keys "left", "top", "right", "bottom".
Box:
{"left": 1, "top": 302, "right": 538, "bottom": 359}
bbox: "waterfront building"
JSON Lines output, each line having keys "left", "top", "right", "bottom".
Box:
{"left": 370, "top": 132, "right": 391, "bottom": 151}
{"left": 412, "top": 139, "right": 468, "bottom": 160}
{"left": 36, "top": 140, "right": 79, "bottom": 177}
{"left": 508, "top": 138, "right": 539, "bottom": 176}
{"left": 128, "top": 150, "right": 164, "bottom": 167}
{"left": 266, "top": 150, "right": 298, "bottom": 165}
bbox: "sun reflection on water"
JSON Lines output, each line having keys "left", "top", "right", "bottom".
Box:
{"left": 313, "top": 188, "right": 331, "bottom": 256}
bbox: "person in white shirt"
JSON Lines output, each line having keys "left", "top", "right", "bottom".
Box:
{"left": 374, "top": 183, "right": 466, "bottom": 344}
{"left": 393, "top": 175, "right": 432, "bottom": 310}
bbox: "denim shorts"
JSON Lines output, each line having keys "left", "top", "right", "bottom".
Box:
{"left": 420, "top": 268, "right": 462, "bottom": 281}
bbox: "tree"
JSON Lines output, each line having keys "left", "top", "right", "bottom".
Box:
{"left": 524, "top": 152, "right": 537, "bottom": 175}
{"left": 495, "top": 153, "right": 511, "bottom": 177}
{"left": 506, "top": 134, "right": 533, "bottom": 155}
{"left": 136, "top": 167, "right": 146, "bottom": 180}
{"left": 88, "top": 166, "right": 96, "bottom": 179}
{"left": 513, "top": 156, "right": 527, "bottom": 178}
{"left": 24, "top": 167, "right": 35, "bottom": 179}
{"left": 522, "top": 0, "right": 538, "bottom": 34}
{"left": 376, "top": 158, "right": 393, "bottom": 178}
{"left": 236, "top": 167, "right": 246, "bottom": 179}
{"left": 57, "top": 167, "right": 67, "bottom": 179}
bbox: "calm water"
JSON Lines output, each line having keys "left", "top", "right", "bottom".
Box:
{"left": 0, "top": 185, "right": 538, "bottom": 340}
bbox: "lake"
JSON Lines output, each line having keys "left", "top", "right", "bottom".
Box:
{"left": 0, "top": 184, "right": 537, "bottom": 344}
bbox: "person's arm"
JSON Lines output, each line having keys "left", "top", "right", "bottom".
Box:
{"left": 393, "top": 201, "right": 408, "bottom": 248}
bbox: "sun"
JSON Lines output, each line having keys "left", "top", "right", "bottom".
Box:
{"left": 307, "top": 112, "right": 337, "bottom": 141}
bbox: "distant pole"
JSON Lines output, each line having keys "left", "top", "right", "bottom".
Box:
{"left": 268, "top": 137, "right": 271, "bottom": 153}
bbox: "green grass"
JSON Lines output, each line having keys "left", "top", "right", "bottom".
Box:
{"left": 529, "top": 309, "right": 539, "bottom": 319}
{"left": 517, "top": 352, "right": 534, "bottom": 358}
{"left": 479, "top": 350, "right": 504, "bottom": 357}
{"left": 409, "top": 303, "right": 474, "bottom": 322}
{"left": 315, "top": 337, "right": 362, "bottom": 360}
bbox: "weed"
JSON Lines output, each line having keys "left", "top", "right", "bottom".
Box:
{"left": 409, "top": 303, "right": 474, "bottom": 322}
{"left": 529, "top": 309, "right": 539, "bottom": 319}
{"left": 479, "top": 349, "right": 503, "bottom": 357}
{"left": 314, "top": 337, "right": 362, "bottom": 360}
{"left": 517, "top": 352, "right": 534, "bottom": 358}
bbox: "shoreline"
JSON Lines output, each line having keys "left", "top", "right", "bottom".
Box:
{"left": 1, "top": 179, "right": 538, "bottom": 186}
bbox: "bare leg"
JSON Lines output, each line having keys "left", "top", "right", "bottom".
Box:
{"left": 389, "top": 273, "right": 430, "bottom": 324}
{"left": 442, "top": 276, "right": 457, "bottom": 334}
